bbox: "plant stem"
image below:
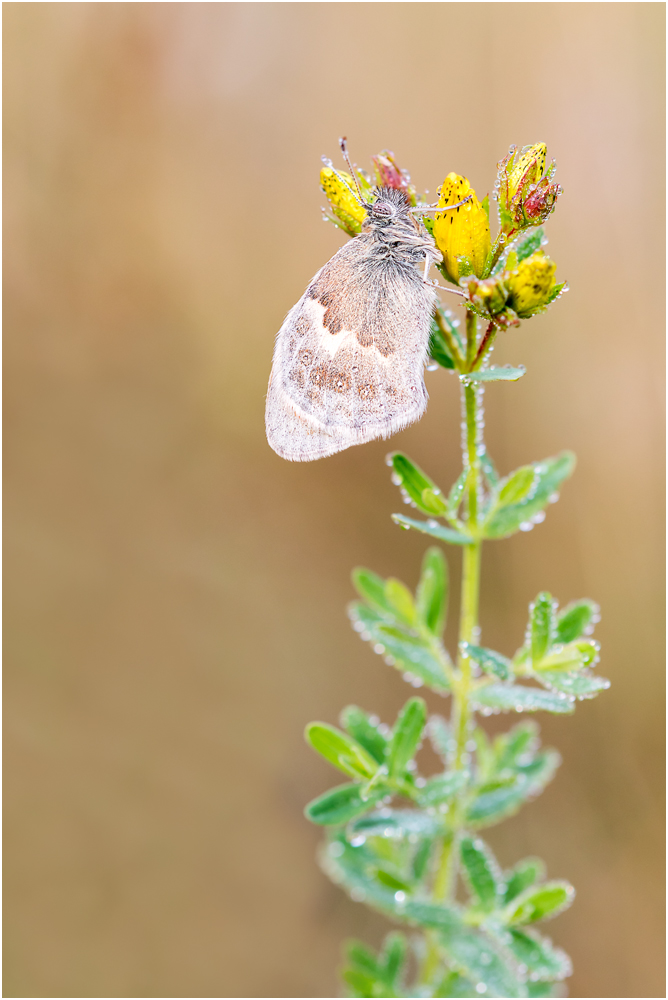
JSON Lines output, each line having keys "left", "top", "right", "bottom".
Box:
{"left": 422, "top": 312, "right": 484, "bottom": 986}
{"left": 472, "top": 322, "right": 497, "bottom": 371}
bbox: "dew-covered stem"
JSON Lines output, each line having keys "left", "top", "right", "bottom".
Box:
{"left": 429, "top": 314, "right": 484, "bottom": 944}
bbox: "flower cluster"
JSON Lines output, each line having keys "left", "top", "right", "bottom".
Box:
{"left": 319, "top": 141, "right": 566, "bottom": 338}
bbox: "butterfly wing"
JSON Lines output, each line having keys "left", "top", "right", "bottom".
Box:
{"left": 266, "top": 236, "right": 436, "bottom": 462}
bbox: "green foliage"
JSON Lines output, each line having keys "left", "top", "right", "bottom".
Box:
{"left": 305, "top": 783, "right": 386, "bottom": 825}
{"left": 349, "top": 559, "right": 453, "bottom": 692}
{"left": 465, "top": 644, "right": 513, "bottom": 681}
{"left": 340, "top": 706, "right": 389, "bottom": 764}
{"left": 389, "top": 453, "right": 449, "bottom": 516}
{"left": 465, "top": 366, "right": 526, "bottom": 382}
{"left": 301, "top": 145, "right": 606, "bottom": 999}
{"left": 467, "top": 722, "right": 560, "bottom": 828}
{"left": 482, "top": 452, "right": 576, "bottom": 539}
{"left": 416, "top": 547, "right": 449, "bottom": 637}
{"left": 428, "top": 307, "right": 457, "bottom": 370}
{"left": 392, "top": 513, "right": 473, "bottom": 545}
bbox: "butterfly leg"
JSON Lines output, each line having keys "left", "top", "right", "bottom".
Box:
{"left": 423, "top": 252, "right": 464, "bottom": 297}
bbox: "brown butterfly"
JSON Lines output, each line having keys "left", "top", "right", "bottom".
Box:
{"left": 266, "top": 141, "right": 466, "bottom": 461}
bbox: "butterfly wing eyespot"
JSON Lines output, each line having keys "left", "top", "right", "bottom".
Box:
{"left": 266, "top": 232, "right": 437, "bottom": 461}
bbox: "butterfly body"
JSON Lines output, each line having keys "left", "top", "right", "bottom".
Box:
{"left": 266, "top": 187, "right": 440, "bottom": 461}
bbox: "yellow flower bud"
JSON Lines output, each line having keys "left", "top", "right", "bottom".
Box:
{"left": 507, "top": 143, "right": 547, "bottom": 199}
{"left": 432, "top": 173, "right": 491, "bottom": 284}
{"left": 497, "top": 143, "right": 560, "bottom": 232}
{"left": 320, "top": 167, "right": 367, "bottom": 235}
{"left": 505, "top": 251, "right": 559, "bottom": 318}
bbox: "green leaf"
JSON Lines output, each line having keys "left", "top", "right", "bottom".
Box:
{"left": 351, "top": 568, "right": 395, "bottom": 619}
{"left": 323, "top": 834, "right": 462, "bottom": 930}
{"left": 536, "top": 670, "right": 610, "bottom": 699}
{"left": 389, "top": 453, "right": 448, "bottom": 515}
{"left": 495, "top": 721, "right": 539, "bottom": 770}
{"left": 352, "top": 809, "right": 444, "bottom": 839}
{"left": 429, "top": 318, "right": 456, "bottom": 370}
{"left": 341, "top": 967, "right": 377, "bottom": 998}
{"left": 456, "top": 254, "right": 475, "bottom": 278}
{"left": 380, "top": 932, "right": 408, "bottom": 989}
{"left": 545, "top": 281, "right": 566, "bottom": 305}
{"left": 472, "top": 684, "right": 575, "bottom": 714}
{"left": 416, "top": 547, "right": 448, "bottom": 637}
{"left": 348, "top": 603, "right": 450, "bottom": 692}
{"left": 555, "top": 599, "right": 598, "bottom": 644}
{"left": 305, "top": 723, "right": 379, "bottom": 779}
{"left": 498, "top": 465, "right": 536, "bottom": 506}
{"left": 411, "top": 838, "right": 433, "bottom": 882}
{"left": 340, "top": 706, "right": 389, "bottom": 765}
{"left": 505, "top": 928, "right": 572, "bottom": 982}
{"left": 465, "top": 644, "right": 512, "bottom": 681}
{"left": 459, "top": 836, "right": 501, "bottom": 910}
{"left": 434, "top": 971, "right": 479, "bottom": 998}
{"left": 504, "top": 857, "right": 546, "bottom": 903}
{"left": 479, "top": 448, "right": 499, "bottom": 488}
{"left": 438, "top": 927, "right": 525, "bottom": 998}
{"left": 384, "top": 577, "right": 417, "bottom": 626}
{"left": 465, "top": 366, "right": 526, "bottom": 382}
{"left": 467, "top": 752, "right": 559, "bottom": 827}
{"left": 481, "top": 194, "right": 490, "bottom": 220}
{"left": 535, "top": 644, "right": 590, "bottom": 672}
{"left": 504, "top": 881, "right": 575, "bottom": 926}
{"left": 387, "top": 697, "right": 427, "bottom": 778}
{"left": 345, "top": 940, "right": 379, "bottom": 978}
{"left": 446, "top": 469, "right": 468, "bottom": 518}
{"left": 416, "top": 770, "right": 468, "bottom": 807}
{"left": 530, "top": 593, "right": 557, "bottom": 664}
{"left": 305, "top": 782, "right": 386, "bottom": 825}
{"left": 526, "top": 982, "right": 565, "bottom": 998}
{"left": 392, "top": 513, "right": 473, "bottom": 545}
{"left": 483, "top": 452, "right": 576, "bottom": 539}
{"left": 427, "top": 715, "right": 452, "bottom": 763}
{"left": 516, "top": 228, "right": 545, "bottom": 261}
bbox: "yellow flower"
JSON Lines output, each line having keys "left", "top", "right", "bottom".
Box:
{"left": 320, "top": 167, "right": 367, "bottom": 235}
{"left": 505, "top": 251, "right": 559, "bottom": 318}
{"left": 432, "top": 173, "right": 491, "bottom": 284}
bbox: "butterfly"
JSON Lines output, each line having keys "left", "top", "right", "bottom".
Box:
{"left": 265, "top": 141, "right": 466, "bottom": 462}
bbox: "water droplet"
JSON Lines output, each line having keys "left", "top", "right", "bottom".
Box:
{"left": 350, "top": 835, "right": 366, "bottom": 847}
{"left": 394, "top": 890, "right": 406, "bottom": 903}
{"left": 475, "top": 984, "right": 487, "bottom": 994}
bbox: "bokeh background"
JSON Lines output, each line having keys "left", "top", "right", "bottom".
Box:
{"left": 4, "top": 3, "right": 665, "bottom": 998}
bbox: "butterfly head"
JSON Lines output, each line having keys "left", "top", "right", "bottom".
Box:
{"left": 366, "top": 186, "right": 411, "bottom": 226}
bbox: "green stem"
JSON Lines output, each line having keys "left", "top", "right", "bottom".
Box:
{"left": 422, "top": 312, "right": 484, "bottom": 988}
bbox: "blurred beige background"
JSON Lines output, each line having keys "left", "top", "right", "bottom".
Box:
{"left": 4, "top": 3, "right": 665, "bottom": 998}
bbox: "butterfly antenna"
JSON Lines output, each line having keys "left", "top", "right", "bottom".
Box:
{"left": 339, "top": 136, "right": 368, "bottom": 206}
